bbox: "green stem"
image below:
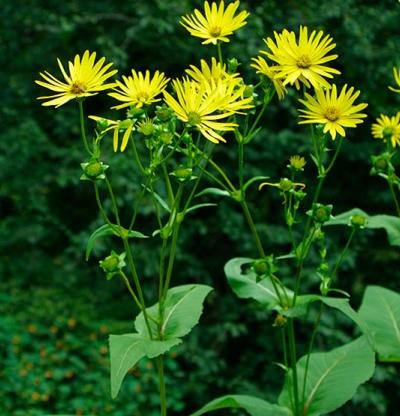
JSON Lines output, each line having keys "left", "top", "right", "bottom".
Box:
{"left": 156, "top": 356, "right": 167, "bottom": 416}
{"left": 78, "top": 100, "right": 92, "bottom": 156}
{"left": 330, "top": 227, "right": 356, "bottom": 281}
{"left": 238, "top": 140, "right": 245, "bottom": 190}
{"left": 207, "top": 157, "right": 236, "bottom": 192}
{"left": 105, "top": 175, "right": 121, "bottom": 226}
{"left": 388, "top": 178, "right": 400, "bottom": 217}
{"left": 240, "top": 200, "right": 265, "bottom": 257}
{"left": 288, "top": 318, "right": 300, "bottom": 416}
{"left": 246, "top": 101, "right": 268, "bottom": 139}
{"left": 130, "top": 136, "right": 146, "bottom": 175}
{"left": 217, "top": 42, "right": 223, "bottom": 64}
{"left": 119, "top": 271, "right": 142, "bottom": 311}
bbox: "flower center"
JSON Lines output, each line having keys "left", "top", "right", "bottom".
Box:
{"left": 297, "top": 54, "right": 312, "bottom": 69}
{"left": 383, "top": 127, "right": 394, "bottom": 138}
{"left": 324, "top": 106, "right": 340, "bottom": 121}
{"left": 137, "top": 91, "right": 150, "bottom": 102}
{"left": 187, "top": 111, "right": 201, "bottom": 125}
{"left": 70, "top": 81, "right": 86, "bottom": 95}
{"left": 209, "top": 26, "right": 222, "bottom": 37}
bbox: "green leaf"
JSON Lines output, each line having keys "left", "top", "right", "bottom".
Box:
{"left": 242, "top": 175, "right": 270, "bottom": 193}
{"left": 85, "top": 223, "right": 148, "bottom": 260}
{"left": 224, "top": 258, "right": 292, "bottom": 308}
{"left": 185, "top": 203, "right": 217, "bottom": 214}
{"left": 196, "top": 187, "right": 231, "bottom": 198}
{"left": 135, "top": 284, "right": 213, "bottom": 339}
{"left": 279, "top": 336, "right": 375, "bottom": 416}
{"left": 144, "top": 186, "right": 171, "bottom": 212}
{"left": 109, "top": 333, "right": 181, "bottom": 399}
{"left": 190, "top": 394, "right": 292, "bottom": 416}
{"left": 325, "top": 208, "right": 400, "bottom": 246}
{"left": 358, "top": 285, "right": 400, "bottom": 361}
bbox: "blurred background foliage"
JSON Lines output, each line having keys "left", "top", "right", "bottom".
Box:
{"left": 1, "top": 0, "right": 399, "bottom": 415}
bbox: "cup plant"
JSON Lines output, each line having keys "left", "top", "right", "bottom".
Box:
{"left": 36, "top": 1, "right": 400, "bottom": 415}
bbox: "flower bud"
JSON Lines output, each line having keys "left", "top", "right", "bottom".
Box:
{"left": 279, "top": 178, "right": 293, "bottom": 192}
{"left": 243, "top": 84, "right": 255, "bottom": 99}
{"left": 273, "top": 314, "right": 287, "bottom": 327}
{"left": 227, "top": 58, "right": 240, "bottom": 73}
{"left": 156, "top": 105, "right": 173, "bottom": 122}
{"left": 172, "top": 166, "right": 193, "bottom": 182}
{"left": 138, "top": 119, "right": 155, "bottom": 136}
{"left": 371, "top": 154, "right": 389, "bottom": 174}
{"left": 96, "top": 118, "right": 109, "bottom": 132}
{"left": 311, "top": 203, "right": 333, "bottom": 224}
{"left": 350, "top": 214, "right": 367, "bottom": 228}
{"left": 159, "top": 131, "right": 173, "bottom": 145}
{"left": 99, "top": 251, "right": 126, "bottom": 280}
{"left": 253, "top": 256, "right": 277, "bottom": 278}
{"left": 80, "top": 160, "right": 108, "bottom": 181}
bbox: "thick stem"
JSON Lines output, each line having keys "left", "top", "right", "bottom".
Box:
{"left": 288, "top": 318, "right": 300, "bottom": 416}
{"left": 156, "top": 356, "right": 167, "bottom": 416}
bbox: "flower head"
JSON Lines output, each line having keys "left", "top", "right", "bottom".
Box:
{"left": 89, "top": 116, "right": 134, "bottom": 152}
{"left": 289, "top": 155, "right": 306, "bottom": 171}
{"left": 186, "top": 58, "right": 253, "bottom": 114}
{"left": 251, "top": 56, "right": 286, "bottom": 100}
{"left": 298, "top": 84, "right": 368, "bottom": 140}
{"left": 35, "top": 50, "right": 117, "bottom": 107}
{"left": 180, "top": 0, "right": 249, "bottom": 45}
{"left": 371, "top": 113, "right": 400, "bottom": 148}
{"left": 109, "top": 70, "right": 169, "bottom": 110}
{"left": 262, "top": 26, "right": 340, "bottom": 90}
{"left": 163, "top": 79, "right": 237, "bottom": 143}
{"left": 389, "top": 67, "right": 400, "bottom": 94}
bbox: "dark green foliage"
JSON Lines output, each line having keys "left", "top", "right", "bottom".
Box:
{"left": 1, "top": 0, "right": 400, "bottom": 414}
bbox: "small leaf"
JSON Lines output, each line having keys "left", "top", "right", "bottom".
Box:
{"left": 358, "top": 285, "right": 400, "bottom": 361}
{"left": 224, "top": 258, "right": 292, "bottom": 308}
{"left": 242, "top": 176, "right": 270, "bottom": 193}
{"left": 144, "top": 186, "right": 171, "bottom": 212}
{"left": 279, "top": 336, "right": 375, "bottom": 416}
{"left": 185, "top": 203, "right": 217, "bottom": 214}
{"left": 135, "top": 284, "right": 213, "bottom": 339}
{"left": 86, "top": 223, "right": 148, "bottom": 260}
{"left": 109, "top": 334, "right": 181, "bottom": 399}
{"left": 196, "top": 187, "right": 231, "bottom": 198}
{"left": 325, "top": 208, "right": 400, "bottom": 246}
{"left": 191, "top": 394, "right": 292, "bottom": 416}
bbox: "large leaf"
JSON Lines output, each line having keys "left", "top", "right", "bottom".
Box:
{"left": 279, "top": 336, "right": 375, "bottom": 416}
{"left": 224, "top": 257, "right": 292, "bottom": 308}
{"left": 191, "top": 394, "right": 292, "bottom": 416}
{"left": 135, "top": 284, "right": 213, "bottom": 339}
{"left": 85, "top": 223, "right": 148, "bottom": 260}
{"left": 325, "top": 208, "right": 400, "bottom": 246}
{"left": 109, "top": 334, "right": 181, "bottom": 399}
{"left": 358, "top": 285, "right": 400, "bottom": 361}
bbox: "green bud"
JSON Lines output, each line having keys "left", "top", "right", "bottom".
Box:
{"left": 227, "top": 57, "right": 240, "bottom": 73}
{"left": 243, "top": 85, "right": 254, "bottom": 99}
{"left": 181, "top": 132, "right": 192, "bottom": 145}
{"left": 138, "top": 119, "right": 154, "bottom": 136}
{"left": 371, "top": 154, "right": 389, "bottom": 174}
{"left": 96, "top": 118, "right": 109, "bottom": 132}
{"left": 293, "top": 190, "right": 306, "bottom": 201}
{"left": 273, "top": 314, "right": 287, "bottom": 327}
{"left": 99, "top": 251, "right": 126, "bottom": 279}
{"left": 311, "top": 203, "right": 333, "bottom": 224}
{"left": 253, "top": 256, "right": 277, "bottom": 278}
{"left": 159, "top": 131, "right": 173, "bottom": 145}
{"left": 156, "top": 105, "right": 173, "bottom": 122}
{"left": 279, "top": 178, "right": 293, "bottom": 192}
{"left": 173, "top": 166, "right": 193, "bottom": 181}
{"left": 80, "top": 160, "right": 108, "bottom": 181}
{"left": 350, "top": 214, "right": 367, "bottom": 228}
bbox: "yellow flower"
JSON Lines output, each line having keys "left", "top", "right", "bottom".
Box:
{"left": 89, "top": 116, "right": 134, "bottom": 152}
{"left": 388, "top": 67, "right": 400, "bottom": 93}
{"left": 298, "top": 84, "right": 368, "bottom": 140}
{"left": 289, "top": 155, "right": 306, "bottom": 170}
{"left": 109, "top": 70, "right": 169, "bottom": 110}
{"left": 163, "top": 79, "right": 237, "bottom": 143}
{"left": 371, "top": 113, "right": 400, "bottom": 148}
{"left": 262, "top": 26, "right": 340, "bottom": 90}
{"left": 251, "top": 56, "right": 287, "bottom": 100}
{"left": 186, "top": 58, "right": 253, "bottom": 114}
{"left": 35, "top": 50, "right": 117, "bottom": 107}
{"left": 180, "top": 0, "right": 249, "bottom": 45}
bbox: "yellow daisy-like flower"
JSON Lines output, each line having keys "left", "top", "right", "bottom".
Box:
{"left": 186, "top": 57, "right": 241, "bottom": 85}
{"left": 89, "top": 116, "right": 134, "bottom": 152}
{"left": 262, "top": 26, "right": 340, "bottom": 90}
{"left": 251, "top": 55, "right": 287, "bottom": 100}
{"left": 371, "top": 113, "right": 400, "bottom": 148}
{"left": 298, "top": 84, "right": 368, "bottom": 140}
{"left": 180, "top": 0, "right": 249, "bottom": 45}
{"left": 163, "top": 79, "right": 237, "bottom": 143}
{"left": 186, "top": 58, "right": 253, "bottom": 114}
{"left": 109, "top": 70, "right": 169, "bottom": 110}
{"left": 289, "top": 155, "right": 306, "bottom": 170}
{"left": 35, "top": 50, "right": 117, "bottom": 107}
{"left": 388, "top": 67, "right": 400, "bottom": 94}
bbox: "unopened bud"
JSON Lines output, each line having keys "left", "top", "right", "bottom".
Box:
{"left": 311, "top": 203, "right": 332, "bottom": 224}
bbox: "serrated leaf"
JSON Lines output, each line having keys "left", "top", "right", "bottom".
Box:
{"left": 325, "top": 208, "right": 400, "bottom": 246}
{"left": 279, "top": 336, "right": 375, "bottom": 416}
{"left": 85, "top": 223, "right": 148, "bottom": 260}
{"left": 358, "top": 285, "right": 400, "bottom": 361}
{"left": 135, "top": 284, "right": 213, "bottom": 339}
{"left": 109, "top": 334, "right": 181, "bottom": 399}
{"left": 191, "top": 394, "right": 292, "bottom": 416}
{"left": 196, "top": 187, "right": 231, "bottom": 198}
{"left": 224, "top": 257, "right": 292, "bottom": 308}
